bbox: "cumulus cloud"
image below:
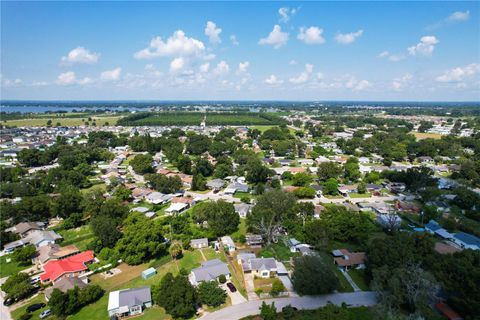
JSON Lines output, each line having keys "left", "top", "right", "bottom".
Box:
{"left": 392, "top": 73, "right": 413, "bottom": 91}
{"left": 199, "top": 62, "right": 210, "bottom": 73}
{"left": 56, "top": 71, "right": 77, "bottom": 85}
{"left": 2, "top": 78, "right": 23, "bottom": 87}
{"left": 230, "top": 35, "right": 239, "bottom": 46}
{"left": 297, "top": 26, "right": 325, "bottom": 45}
{"left": 408, "top": 36, "right": 439, "bottom": 56}
{"left": 447, "top": 10, "right": 470, "bottom": 22}
{"left": 436, "top": 63, "right": 480, "bottom": 82}
{"left": 134, "top": 30, "right": 206, "bottom": 59}
{"left": 170, "top": 58, "right": 186, "bottom": 74}
{"left": 343, "top": 75, "right": 372, "bottom": 91}
{"left": 259, "top": 25, "right": 289, "bottom": 49}
{"left": 61, "top": 47, "right": 99, "bottom": 65}
{"left": 378, "top": 51, "right": 405, "bottom": 62}
{"left": 335, "top": 30, "right": 363, "bottom": 44}
{"left": 278, "top": 7, "right": 298, "bottom": 23}
{"left": 214, "top": 61, "right": 230, "bottom": 75}
{"left": 100, "top": 67, "right": 122, "bottom": 81}
{"left": 205, "top": 21, "right": 222, "bottom": 44}
{"left": 289, "top": 63, "right": 314, "bottom": 84}
{"left": 78, "top": 77, "right": 93, "bottom": 85}
{"left": 237, "top": 61, "right": 249, "bottom": 74}
{"left": 264, "top": 75, "right": 283, "bottom": 85}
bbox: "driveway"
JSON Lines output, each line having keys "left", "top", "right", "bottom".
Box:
{"left": 0, "top": 277, "right": 12, "bottom": 320}
{"left": 243, "top": 273, "right": 258, "bottom": 301}
{"left": 222, "top": 283, "right": 247, "bottom": 305}
{"left": 278, "top": 275, "right": 298, "bottom": 297}
{"left": 341, "top": 269, "right": 361, "bottom": 292}
{"left": 199, "top": 291, "right": 377, "bottom": 320}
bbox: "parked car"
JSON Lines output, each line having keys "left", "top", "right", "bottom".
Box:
{"left": 39, "top": 309, "right": 51, "bottom": 319}
{"left": 26, "top": 303, "right": 46, "bottom": 313}
{"left": 226, "top": 282, "right": 237, "bottom": 292}
{"left": 3, "top": 297, "right": 15, "bottom": 306}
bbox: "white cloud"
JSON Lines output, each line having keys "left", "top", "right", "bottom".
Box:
{"left": 61, "top": 47, "right": 99, "bottom": 65}
{"left": 2, "top": 78, "right": 23, "bottom": 87}
{"left": 32, "top": 81, "right": 48, "bottom": 87}
{"left": 378, "top": 50, "right": 405, "bottom": 62}
{"left": 134, "top": 30, "right": 206, "bottom": 59}
{"left": 170, "top": 57, "right": 186, "bottom": 74}
{"left": 264, "top": 74, "right": 283, "bottom": 85}
{"left": 230, "top": 35, "right": 239, "bottom": 46}
{"left": 436, "top": 63, "right": 480, "bottom": 82}
{"left": 343, "top": 75, "right": 372, "bottom": 91}
{"left": 237, "top": 61, "right": 249, "bottom": 74}
{"left": 447, "top": 10, "right": 470, "bottom": 22}
{"left": 214, "top": 61, "right": 230, "bottom": 75}
{"left": 392, "top": 73, "right": 413, "bottom": 91}
{"left": 297, "top": 26, "right": 325, "bottom": 45}
{"left": 259, "top": 25, "right": 289, "bottom": 49}
{"left": 199, "top": 62, "right": 210, "bottom": 73}
{"left": 408, "top": 36, "right": 439, "bottom": 56}
{"left": 289, "top": 60, "right": 298, "bottom": 65}
{"left": 205, "top": 21, "right": 222, "bottom": 44}
{"left": 56, "top": 71, "right": 76, "bottom": 85}
{"left": 335, "top": 30, "right": 363, "bottom": 44}
{"left": 278, "top": 7, "right": 299, "bottom": 23}
{"left": 100, "top": 67, "right": 122, "bottom": 81}
{"left": 289, "top": 63, "right": 314, "bottom": 84}
{"left": 78, "top": 77, "right": 93, "bottom": 85}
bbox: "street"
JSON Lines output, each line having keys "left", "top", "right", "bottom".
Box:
{"left": 200, "top": 291, "right": 378, "bottom": 320}
{"left": 0, "top": 277, "right": 12, "bottom": 320}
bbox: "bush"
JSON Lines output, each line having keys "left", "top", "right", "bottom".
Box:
{"left": 197, "top": 281, "right": 227, "bottom": 307}
{"left": 218, "top": 274, "right": 227, "bottom": 284}
{"left": 270, "top": 279, "right": 285, "bottom": 297}
{"left": 18, "top": 314, "right": 32, "bottom": 320}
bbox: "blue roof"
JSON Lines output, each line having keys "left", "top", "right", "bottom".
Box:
{"left": 454, "top": 232, "right": 480, "bottom": 247}
{"left": 425, "top": 220, "right": 441, "bottom": 232}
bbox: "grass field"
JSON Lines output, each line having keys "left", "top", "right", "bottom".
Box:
{"left": 58, "top": 225, "right": 95, "bottom": 250}
{"left": 412, "top": 132, "right": 443, "bottom": 140}
{"left": 0, "top": 255, "right": 30, "bottom": 277}
{"left": 3, "top": 116, "right": 121, "bottom": 127}
{"left": 348, "top": 269, "right": 369, "bottom": 291}
{"left": 349, "top": 193, "right": 372, "bottom": 198}
{"left": 11, "top": 294, "right": 48, "bottom": 320}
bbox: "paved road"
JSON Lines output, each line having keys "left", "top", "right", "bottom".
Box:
{"left": 0, "top": 277, "right": 12, "bottom": 320}
{"left": 200, "top": 291, "right": 377, "bottom": 320}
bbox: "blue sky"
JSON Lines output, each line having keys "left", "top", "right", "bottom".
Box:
{"left": 1, "top": 1, "right": 479, "bottom": 101}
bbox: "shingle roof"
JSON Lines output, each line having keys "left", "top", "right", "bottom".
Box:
{"left": 191, "top": 259, "right": 230, "bottom": 282}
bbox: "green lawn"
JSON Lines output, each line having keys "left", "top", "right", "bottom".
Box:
{"left": 318, "top": 252, "right": 353, "bottom": 293}
{"left": 259, "top": 243, "right": 299, "bottom": 262}
{"left": 0, "top": 255, "right": 30, "bottom": 278}
{"left": 348, "top": 269, "right": 369, "bottom": 291}
{"left": 11, "top": 294, "right": 48, "bottom": 320}
{"left": 349, "top": 193, "right": 372, "bottom": 198}
{"left": 58, "top": 225, "right": 95, "bottom": 250}
{"left": 81, "top": 183, "right": 107, "bottom": 194}
{"left": 4, "top": 116, "right": 121, "bottom": 127}
{"left": 231, "top": 219, "right": 247, "bottom": 242}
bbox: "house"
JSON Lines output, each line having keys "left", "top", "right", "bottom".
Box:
{"left": 206, "top": 179, "right": 225, "bottom": 191}
{"left": 165, "top": 202, "right": 188, "bottom": 215}
{"left": 189, "top": 259, "right": 230, "bottom": 286}
{"left": 245, "top": 234, "right": 263, "bottom": 247}
{"left": 395, "top": 201, "right": 421, "bottom": 214}
{"left": 40, "top": 250, "right": 95, "bottom": 284}
{"left": 366, "top": 184, "right": 382, "bottom": 194}
{"left": 171, "top": 196, "right": 195, "bottom": 206}
{"left": 288, "top": 238, "right": 301, "bottom": 253}
{"left": 332, "top": 249, "right": 366, "bottom": 270}
{"left": 108, "top": 287, "right": 152, "bottom": 318}
{"left": 386, "top": 182, "right": 406, "bottom": 193}
{"left": 26, "top": 230, "right": 63, "bottom": 248}
{"left": 244, "top": 257, "right": 278, "bottom": 278}
{"left": 338, "top": 184, "right": 358, "bottom": 196}
{"left": 131, "top": 207, "right": 149, "bottom": 213}
{"left": 452, "top": 232, "right": 480, "bottom": 250}
{"left": 221, "top": 236, "right": 236, "bottom": 252}
{"left": 234, "top": 203, "right": 253, "bottom": 218}
{"left": 45, "top": 276, "right": 87, "bottom": 300}
{"left": 310, "top": 184, "right": 323, "bottom": 197}
{"left": 190, "top": 238, "right": 209, "bottom": 249}
{"left": 418, "top": 156, "right": 434, "bottom": 164}
{"left": 425, "top": 220, "right": 454, "bottom": 240}
{"left": 224, "top": 183, "right": 250, "bottom": 195}
{"left": 11, "top": 222, "right": 44, "bottom": 237}
{"left": 36, "top": 244, "right": 80, "bottom": 265}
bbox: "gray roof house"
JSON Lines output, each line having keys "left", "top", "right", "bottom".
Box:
{"left": 108, "top": 287, "right": 152, "bottom": 318}
{"left": 190, "top": 238, "right": 209, "bottom": 249}
{"left": 189, "top": 259, "right": 230, "bottom": 286}
{"left": 205, "top": 179, "right": 225, "bottom": 190}
{"left": 234, "top": 203, "right": 253, "bottom": 218}
{"left": 224, "top": 183, "right": 250, "bottom": 195}
{"left": 26, "top": 230, "right": 62, "bottom": 248}
{"left": 237, "top": 254, "right": 278, "bottom": 278}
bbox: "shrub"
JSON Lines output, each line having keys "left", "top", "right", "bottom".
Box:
{"left": 218, "top": 274, "right": 227, "bottom": 284}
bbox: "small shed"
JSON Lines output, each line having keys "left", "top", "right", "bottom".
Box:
{"left": 141, "top": 267, "right": 156, "bottom": 280}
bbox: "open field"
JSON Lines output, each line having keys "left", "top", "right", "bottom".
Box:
{"left": 11, "top": 294, "right": 48, "bottom": 320}
{"left": 3, "top": 116, "right": 121, "bottom": 127}
{"left": 117, "top": 112, "right": 285, "bottom": 126}
{"left": 58, "top": 225, "right": 95, "bottom": 250}
{"left": 0, "top": 255, "right": 30, "bottom": 277}
{"left": 412, "top": 132, "right": 443, "bottom": 140}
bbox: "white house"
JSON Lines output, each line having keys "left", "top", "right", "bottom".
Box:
{"left": 107, "top": 287, "right": 152, "bottom": 318}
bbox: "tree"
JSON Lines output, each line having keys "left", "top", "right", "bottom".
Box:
{"left": 260, "top": 302, "right": 277, "bottom": 320}
{"left": 270, "top": 279, "right": 285, "bottom": 297}
{"left": 213, "top": 163, "right": 233, "bottom": 179}
{"left": 113, "top": 185, "right": 132, "bottom": 201}
{"left": 246, "top": 159, "right": 273, "bottom": 184}
{"left": 49, "top": 288, "right": 68, "bottom": 316}
{"left": 146, "top": 173, "right": 182, "bottom": 194}
{"left": 293, "top": 187, "right": 316, "bottom": 199}
{"left": 1, "top": 272, "right": 34, "bottom": 300}
{"left": 246, "top": 189, "right": 297, "bottom": 245}
{"left": 192, "top": 200, "right": 239, "bottom": 236}
{"left": 292, "top": 255, "right": 338, "bottom": 295}
{"left": 177, "top": 155, "right": 192, "bottom": 174}
{"left": 292, "top": 172, "right": 313, "bottom": 186}
{"left": 197, "top": 281, "right": 227, "bottom": 307}
{"left": 191, "top": 173, "right": 207, "bottom": 191}
{"left": 12, "top": 245, "right": 36, "bottom": 266}
{"left": 357, "top": 182, "right": 367, "bottom": 194}
{"left": 130, "top": 154, "right": 154, "bottom": 174}
{"left": 115, "top": 212, "right": 167, "bottom": 265}
{"left": 153, "top": 273, "right": 198, "bottom": 319}
{"left": 194, "top": 158, "right": 214, "bottom": 177}
{"left": 91, "top": 214, "right": 122, "bottom": 248}
{"left": 51, "top": 185, "right": 83, "bottom": 218}
{"left": 322, "top": 178, "right": 339, "bottom": 195}
{"left": 317, "top": 162, "right": 343, "bottom": 181}
{"left": 169, "top": 240, "right": 183, "bottom": 260}
{"left": 187, "top": 134, "right": 211, "bottom": 155}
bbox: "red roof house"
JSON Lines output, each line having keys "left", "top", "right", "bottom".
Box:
{"left": 40, "top": 250, "right": 95, "bottom": 283}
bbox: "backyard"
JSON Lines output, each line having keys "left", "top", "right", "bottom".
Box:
{"left": 58, "top": 225, "right": 95, "bottom": 251}
{"left": 0, "top": 255, "right": 30, "bottom": 277}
